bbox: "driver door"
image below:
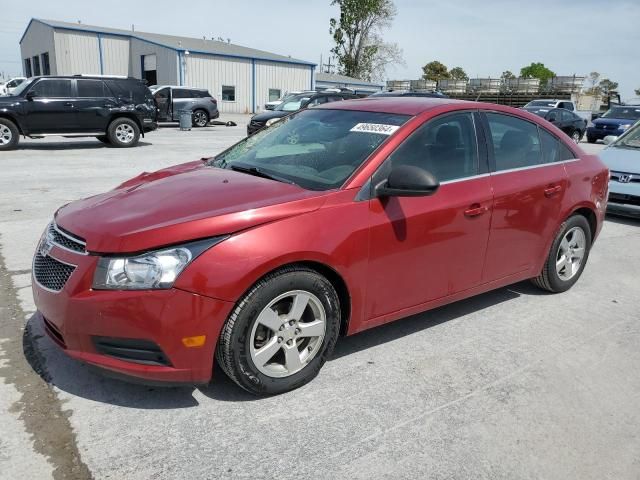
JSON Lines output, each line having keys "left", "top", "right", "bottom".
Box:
{"left": 23, "top": 78, "right": 77, "bottom": 133}
{"left": 365, "top": 111, "right": 493, "bottom": 320}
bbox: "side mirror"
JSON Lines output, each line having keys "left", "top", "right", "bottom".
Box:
{"left": 26, "top": 91, "right": 37, "bottom": 101}
{"left": 591, "top": 113, "right": 602, "bottom": 121}
{"left": 603, "top": 135, "right": 618, "bottom": 145}
{"left": 375, "top": 165, "right": 440, "bottom": 197}
{"left": 547, "top": 115, "right": 557, "bottom": 123}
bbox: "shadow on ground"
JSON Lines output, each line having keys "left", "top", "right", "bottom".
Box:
{"left": 24, "top": 281, "right": 540, "bottom": 409}
{"left": 18, "top": 141, "right": 152, "bottom": 150}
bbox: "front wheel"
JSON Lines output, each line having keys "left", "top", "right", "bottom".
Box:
{"left": 532, "top": 215, "right": 592, "bottom": 293}
{"left": 0, "top": 118, "right": 19, "bottom": 151}
{"left": 216, "top": 266, "right": 341, "bottom": 395}
{"left": 571, "top": 130, "right": 581, "bottom": 144}
{"left": 107, "top": 118, "right": 140, "bottom": 147}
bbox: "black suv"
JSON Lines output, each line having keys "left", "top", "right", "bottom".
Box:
{"left": 0, "top": 76, "right": 157, "bottom": 150}
{"left": 247, "top": 91, "right": 358, "bottom": 135}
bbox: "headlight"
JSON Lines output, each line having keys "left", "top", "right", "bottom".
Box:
{"left": 619, "top": 124, "right": 632, "bottom": 131}
{"left": 93, "top": 237, "right": 227, "bottom": 290}
{"left": 265, "top": 117, "right": 280, "bottom": 127}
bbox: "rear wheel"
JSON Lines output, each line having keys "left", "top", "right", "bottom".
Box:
{"left": 0, "top": 118, "right": 19, "bottom": 151}
{"left": 192, "top": 109, "right": 209, "bottom": 128}
{"left": 107, "top": 118, "right": 140, "bottom": 147}
{"left": 216, "top": 266, "right": 341, "bottom": 395}
{"left": 532, "top": 215, "right": 591, "bottom": 293}
{"left": 587, "top": 136, "right": 596, "bottom": 144}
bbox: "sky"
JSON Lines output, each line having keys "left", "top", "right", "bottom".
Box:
{"left": 1, "top": 0, "right": 638, "bottom": 99}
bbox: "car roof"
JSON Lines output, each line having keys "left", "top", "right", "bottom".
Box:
{"left": 153, "top": 85, "right": 207, "bottom": 90}
{"left": 315, "top": 97, "right": 477, "bottom": 115}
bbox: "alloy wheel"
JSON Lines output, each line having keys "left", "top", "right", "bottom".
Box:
{"left": 193, "top": 111, "right": 208, "bottom": 127}
{"left": 115, "top": 124, "right": 135, "bottom": 143}
{"left": 556, "top": 226, "right": 586, "bottom": 281}
{"left": 249, "top": 290, "right": 326, "bottom": 378}
{"left": 572, "top": 131, "right": 581, "bottom": 144}
{"left": 0, "top": 125, "right": 12, "bottom": 145}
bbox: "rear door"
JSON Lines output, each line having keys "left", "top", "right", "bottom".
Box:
{"left": 154, "top": 87, "right": 171, "bottom": 121}
{"left": 365, "top": 111, "right": 493, "bottom": 319}
{"left": 171, "top": 88, "right": 195, "bottom": 120}
{"left": 481, "top": 112, "right": 568, "bottom": 282}
{"left": 74, "top": 79, "right": 115, "bottom": 131}
{"left": 23, "top": 78, "right": 76, "bottom": 133}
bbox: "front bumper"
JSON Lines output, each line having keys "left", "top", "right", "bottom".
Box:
{"left": 143, "top": 120, "right": 158, "bottom": 132}
{"left": 607, "top": 181, "right": 640, "bottom": 218}
{"left": 587, "top": 126, "right": 625, "bottom": 140}
{"left": 32, "top": 243, "right": 234, "bottom": 384}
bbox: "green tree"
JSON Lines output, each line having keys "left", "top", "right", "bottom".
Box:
{"left": 422, "top": 60, "right": 449, "bottom": 81}
{"left": 501, "top": 70, "right": 516, "bottom": 80}
{"left": 584, "top": 71, "right": 601, "bottom": 95}
{"left": 329, "top": 0, "right": 403, "bottom": 81}
{"left": 599, "top": 78, "right": 618, "bottom": 95}
{"left": 635, "top": 87, "right": 640, "bottom": 96}
{"left": 448, "top": 66, "right": 468, "bottom": 80}
{"left": 520, "top": 62, "right": 556, "bottom": 85}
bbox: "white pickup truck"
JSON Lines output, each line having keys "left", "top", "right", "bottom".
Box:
{"left": 524, "top": 99, "right": 593, "bottom": 123}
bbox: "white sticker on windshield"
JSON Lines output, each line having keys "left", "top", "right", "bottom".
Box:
{"left": 350, "top": 123, "right": 400, "bottom": 135}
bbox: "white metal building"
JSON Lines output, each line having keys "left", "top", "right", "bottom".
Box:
{"left": 315, "top": 72, "right": 383, "bottom": 95}
{"left": 19, "top": 18, "right": 316, "bottom": 114}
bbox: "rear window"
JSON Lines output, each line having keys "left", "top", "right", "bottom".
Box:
{"left": 77, "top": 79, "right": 111, "bottom": 98}
{"left": 105, "top": 79, "right": 151, "bottom": 103}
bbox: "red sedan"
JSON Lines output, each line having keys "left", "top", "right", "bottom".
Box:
{"left": 32, "top": 98, "right": 609, "bottom": 394}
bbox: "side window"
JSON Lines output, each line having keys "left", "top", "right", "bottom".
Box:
{"left": 486, "top": 113, "right": 542, "bottom": 171}
{"left": 41, "top": 53, "right": 51, "bottom": 75}
{"left": 307, "top": 96, "right": 328, "bottom": 106}
{"left": 24, "top": 58, "right": 32, "bottom": 77}
{"left": 560, "top": 110, "right": 573, "bottom": 122}
{"left": 30, "top": 79, "right": 72, "bottom": 98}
{"left": 77, "top": 79, "right": 109, "bottom": 98}
{"left": 32, "top": 56, "right": 41, "bottom": 76}
{"left": 386, "top": 112, "right": 479, "bottom": 182}
{"left": 222, "top": 85, "right": 235, "bottom": 101}
{"left": 172, "top": 89, "right": 191, "bottom": 99}
{"left": 540, "top": 129, "right": 576, "bottom": 163}
{"left": 154, "top": 88, "right": 169, "bottom": 101}
{"left": 325, "top": 96, "right": 344, "bottom": 103}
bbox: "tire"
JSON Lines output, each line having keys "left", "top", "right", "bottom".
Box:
{"left": 0, "top": 118, "right": 19, "bottom": 151}
{"left": 96, "top": 135, "right": 110, "bottom": 144}
{"left": 192, "top": 109, "right": 209, "bottom": 128}
{"left": 587, "top": 136, "right": 596, "bottom": 144}
{"left": 571, "top": 130, "right": 581, "bottom": 144}
{"left": 532, "top": 215, "right": 592, "bottom": 293}
{"left": 107, "top": 118, "right": 140, "bottom": 147}
{"left": 216, "top": 265, "right": 341, "bottom": 395}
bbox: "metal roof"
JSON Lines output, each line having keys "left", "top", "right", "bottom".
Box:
{"left": 315, "top": 72, "right": 383, "bottom": 88}
{"left": 22, "top": 18, "right": 315, "bottom": 67}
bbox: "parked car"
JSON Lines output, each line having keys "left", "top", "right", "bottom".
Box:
{"left": 0, "top": 77, "right": 27, "bottom": 96}
{"left": 524, "top": 99, "right": 576, "bottom": 111}
{"left": 247, "top": 91, "right": 358, "bottom": 135}
{"left": 151, "top": 86, "right": 219, "bottom": 127}
{"left": 0, "top": 76, "right": 157, "bottom": 150}
{"left": 369, "top": 89, "right": 449, "bottom": 99}
{"left": 587, "top": 106, "right": 640, "bottom": 143}
{"left": 264, "top": 90, "right": 315, "bottom": 110}
{"left": 598, "top": 120, "right": 640, "bottom": 218}
{"left": 32, "top": 98, "right": 608, "bottom": 394}
{"left": 523, "top": 106, "right": 587, "bottom": 143}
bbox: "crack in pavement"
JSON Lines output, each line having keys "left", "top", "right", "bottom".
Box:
{"left": 0, "top": 242, "right": 92, "bottom": 480}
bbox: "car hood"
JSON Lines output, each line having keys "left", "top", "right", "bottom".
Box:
{"left": 0, "top": 95, "right": 21, "bottom": 105}
{"left": 251, "top": 111, "right": 289, "bottom": 122}
{"left": 599, "top": 146, "right": 640, "bottom": 174}
{"left": 55, "top": 161, "right": 327, "bottom": 253}
{"left": 593, "top": 118, "right": 636, "bottom": 127}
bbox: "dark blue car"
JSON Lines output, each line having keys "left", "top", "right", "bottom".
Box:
{"left": 587, "top": 106, "right": 640, "bottom": 143}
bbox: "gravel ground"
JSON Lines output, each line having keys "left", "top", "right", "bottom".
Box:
{"left": 1, "top": 120, "right": 639, "bottom": 480}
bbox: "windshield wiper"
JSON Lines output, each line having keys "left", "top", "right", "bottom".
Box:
{"left": 229, "top": 164, "right": 297, "bottom": 185}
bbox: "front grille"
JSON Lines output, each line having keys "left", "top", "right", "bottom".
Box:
{"left": 33, "top": 253, "right": 75, "bottom": 291}
{"left": 610, "top": 172, "right": 640, "bottom": 184}
{"left": 43, "top": 316, "right": 66, "bottom": 348}
{"left": 93, "top": 337, "right": 172, "bottom": 366}
{"left": 48, "top": 223, "right": 86, "bottom": 253}
{"left": 596, "top": 124, "right": 618, "bottom": 130}
{"left": 609, "top": 193, "right": 640, "bottom": 207}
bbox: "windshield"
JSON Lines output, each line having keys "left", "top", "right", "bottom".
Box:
{"left": 275, "top": 94, "right": 312, "bottom": 112}
{"left": 611, "top": 121, "right": 640, "bottom": 150}
{"left": 527, "top": 100, "right": 556, "bottom": 107}
{"left": 601, "top": 107, "right": 640, "bottom": 120}
{"left": 11, "top": 78, "right": 33, "bottom": 96}
{"left": 209, "top": 109, "right": 410, "bottom": 190}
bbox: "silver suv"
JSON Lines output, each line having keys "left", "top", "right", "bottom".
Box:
{"left": 151, "top": 86, "right": 219, "bottom": 127}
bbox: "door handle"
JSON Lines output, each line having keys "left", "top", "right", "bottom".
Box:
{"left": 64, "top": 102, "right": 74, "bottom": 107}
{"left": 464, "top": 203, "right": 488, "bottom": 218}
{"left": 544, "top": 185, "right": 562, "bottom": 197}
